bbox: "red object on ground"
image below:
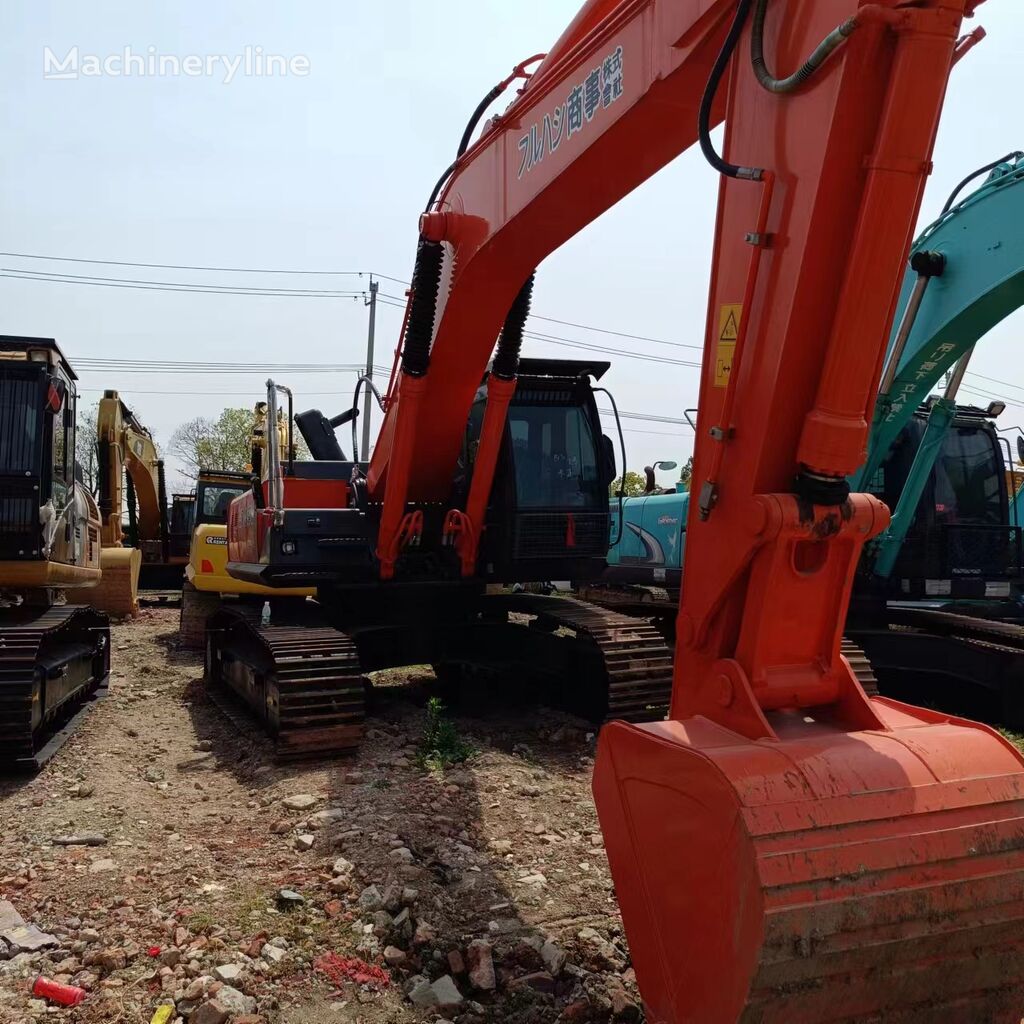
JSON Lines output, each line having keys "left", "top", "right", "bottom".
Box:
{"left": 147, "top": 946, "right": 162, "bottom": 957}
{"left": 314, "top": 952, "right": 389, "bottom": 989}
{"left": 33, "top": 976, "right": 87, "bottom": 1006}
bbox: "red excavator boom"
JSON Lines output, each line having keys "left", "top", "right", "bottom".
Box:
{"left": 364, "top": 0, "right": 1024, "bottom": 1019}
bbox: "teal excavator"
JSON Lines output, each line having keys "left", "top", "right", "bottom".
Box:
{"left": 587, "top": 151, "right": 1024, "bottom": 720}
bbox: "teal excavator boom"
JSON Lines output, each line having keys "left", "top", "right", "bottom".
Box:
{"left": 855, "top": 152, "right": 1024, "bottom": 579}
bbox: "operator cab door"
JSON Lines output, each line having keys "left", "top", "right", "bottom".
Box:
{"left": 478, "top": 381, "right": 609, "bottom": 581}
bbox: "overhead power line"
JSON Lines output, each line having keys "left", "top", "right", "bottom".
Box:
{"left": 0, "top": 250, "right": 409, "bottom": 285}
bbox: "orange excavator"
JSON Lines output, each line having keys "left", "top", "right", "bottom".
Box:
{"left": 222, "top": 0, "right": 1024, "bottom": 1016}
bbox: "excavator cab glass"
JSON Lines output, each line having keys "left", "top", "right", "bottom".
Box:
{"left": 874, "top": 406, "right": 1023, "bottom": 595}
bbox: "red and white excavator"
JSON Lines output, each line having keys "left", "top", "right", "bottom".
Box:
{"left": 218, "top": 0, "right": 1024, "bottom": 1017}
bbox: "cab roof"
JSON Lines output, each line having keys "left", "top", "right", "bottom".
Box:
{"left": 0, "top": 336, "right": 78, "bottom": 380}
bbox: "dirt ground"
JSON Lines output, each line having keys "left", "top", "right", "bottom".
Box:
{"left": 0, "top": 610, "right": 642, "bottom": 1024}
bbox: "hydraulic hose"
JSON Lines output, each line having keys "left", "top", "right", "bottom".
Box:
{"left": 492, "top": 273, "right": 535, "bottom": 380}
{"left": 941, "top": 151, "right": 1024, "bottom": 215}
{"left": 350, "top": 375, "right": 386, "bottom": 464}
{"left": 400, "top": 239, "right": 444, "bottom": 378}
{"left": 698, "top": 0, "right": 761, "bottom": 180}
{"left": 751, "top": 0, "right": 856, "bottom": 94}
{"left": 593, "top": 386, "right": 628, "bottom": 547}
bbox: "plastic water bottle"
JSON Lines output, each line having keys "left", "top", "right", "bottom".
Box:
{"left": 261, "top": 601, "right": 271, "bottom": 627}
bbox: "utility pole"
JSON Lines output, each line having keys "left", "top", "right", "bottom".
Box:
{"left": 361, "top": 278, "right": 378, "bottom": 460}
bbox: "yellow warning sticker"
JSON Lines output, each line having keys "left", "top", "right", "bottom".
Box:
{"left": 714, "top": 303, "right": 742, "bottom": 387}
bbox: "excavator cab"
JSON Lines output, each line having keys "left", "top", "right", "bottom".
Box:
{"left": 467, "top": 358, "right": 614, "bottom": 583}
{"left": 866, "top": 403, "right": 1024, "bottom": 602}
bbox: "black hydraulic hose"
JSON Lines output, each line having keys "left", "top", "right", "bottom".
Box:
{"left": 424, "top": 160, "right": 457, "bottom": 215}
{"left": 457, "top": 83, "right": 506, "bottom": 158}
{"left": 401, "top": 239, "right": 445, "bottom": 378}
{"left": 593, "top": 386, "right": 628, "bottom": 547}
{"left": 350, "top": 375, "right": 385, "bottom": 464}
{"left": 492, "top": 273, "right": 535, "bottom": 380}
{"left": 751, "top": 0, "right": 857, "bottom": 95}
{"left": 941, "top": 151, "right": 1024, "bottom": 216}
{"left": 698, "top": 0, "right": 761, "bottom": 181}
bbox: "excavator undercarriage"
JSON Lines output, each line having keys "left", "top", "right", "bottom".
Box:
{"left": 0, "top": 606, "right": 110, "bottom": 770}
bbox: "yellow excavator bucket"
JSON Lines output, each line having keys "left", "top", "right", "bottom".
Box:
{"left": 76, "top": 547, "right": 142, "bottom": 618}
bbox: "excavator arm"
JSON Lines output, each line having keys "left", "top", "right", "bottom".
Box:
{"left": 91, "top": 390, "right": 166, "bottom": 615}
{"left": 362, "top": 0, "right": 1024, "bottom": 1020}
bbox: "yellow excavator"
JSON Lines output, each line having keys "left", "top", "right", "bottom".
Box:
{"left": 180, "top": 401, "right": 311, "bottom": 647}
{"left": 74, "top": 390, "right": 192, "bottom": 616}
{"left": 0, "top": 336, "right": 110, "bottom": 769}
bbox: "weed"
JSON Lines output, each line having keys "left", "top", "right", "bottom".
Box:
{"left": 371, "top": 778, "right": 392, "bottom": 790}
{"left": 417, "top": 697, "right": 475, "bottom": 771}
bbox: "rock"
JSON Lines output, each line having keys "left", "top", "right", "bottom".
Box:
{"left": 388, "top": 846, "right": 414, "bottom": 865}
{"left": 196, "top": 740, "right": 214, "bottom": 752}
{"left": 518, "top": 872, "right": 547, "bottom": 887}
{"left": 407, "top": 976, "right": 438, "bottom": 1009}
{"left": 190, "top": 1001, "right": 230, "bottom": 1024}
{"left": 323, "top": 899, "right": 343, "bottom": 918}
{"left": 447, "top": 949, "right": 465, "bottom": 975}
{"left": 73, "top": 783, "right": 95, "bottom": 798}
{"left": 344, "top": 771, "right": 364, "bottom": 784}
{"left": 489, "top": 839, "right": 512, "bottom": 854}
{"left": 276, "top": 889, "right": 304, "bottom": 910}
{"left": 577, "top": 927, "right": 622, "bottom": 969}
{"left": 231, "top": 1017, "right": 266, "bottom": 1024}
{"left": 89, "top": 858, "right": 116, "bottom": 874}
{"left": 281, "top": 794, "right": 318, "bottom": 811}
{"left": 508, "top": 970, "right": 556, "bottom": 994}
{"left": 0, "top": 939, "right": 8, "bottom": 961}
{"left": 293, "top": 834, "right": 315, "bottom": 852}
{"left": 261, "top": 944, "right": 285, "bottom": 965}
{"left": 332, "top": 857, "right": 354, "bottom": 877}
{"left": 158, "top": 948, "right": 181, "bottom": 967}
{"left": 401, "top": 886, "right": 419, "bottom": 905}
{"left": 412, "top": 921, "right": 437, "bottom": 947}
{"left": 541, "top": 940, "right": 568, "bottom": 976}
{"left": 213, "top": 963, "right": 243, "bottom": 982}
{"left": 269, "top": 820, "right": 291, "bottom": 836}
{"left": 308, "top": 808, "right": 347, "bottom": 825}
{"left": 144, "top": 767, "right": 165, "bottom": 783}
{"left": 0, "top": 903, "right": 24, "bottom": 933}
{"left": 216, "top": 984, "right": 257, "bottom": 1014}
{"left": 357, "top": 886, "right": 383, "bottom": 912}
{"left": 607, "top": 976, "right": 641, "bottom": 1021}
{"left": 52, "top": 831, "right": 107, "bottom": 847}
{"left": 1, "top": 924, "right": 57, "bottom": 952}
{"left": 430, "top": 974, "right": 464, "bottom": 1010}
{"left": 384, "top": 945, "right": 407, "bottom": 967}
{"left": 466, "top": 940, "right": 495, "bottom": 991}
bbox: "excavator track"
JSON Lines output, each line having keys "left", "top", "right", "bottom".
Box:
{"left": 887, "top": 605, "right": 1024, "bottom": 647}
{"left": 0, "top": 606, "right": 110, "bottom": 771}
{"left": 490, "top": 594, "right": 674, "bottom": 722}
{"left": 204, "top": 606, "right": 366, "bottom": 760}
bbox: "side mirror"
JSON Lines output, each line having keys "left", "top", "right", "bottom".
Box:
{"left": 1017, "top": 435, "right": 1024, "bottom": 466}
{"left": 600, "top": 434, "right": 616, "bottom": 484}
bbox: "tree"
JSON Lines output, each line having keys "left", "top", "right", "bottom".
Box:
{"left": 609, "top": 471, "right": 646, "bottom": 497}
{"left": 679, "top": 456, "right": 694, "bottom": 490}
{"left": 169, "top": 406, "right": 310, "bottom": 480}
{"left": 75, "top": 401, "right": 99, "bottom": 494}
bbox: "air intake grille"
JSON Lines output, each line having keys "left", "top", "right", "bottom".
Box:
{"left": 512, "top": 512, "right": 607, "bottom": 560}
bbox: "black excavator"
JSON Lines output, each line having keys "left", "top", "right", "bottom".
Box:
{"left": 0, "top": 336, "right": 111, "bottom": 770}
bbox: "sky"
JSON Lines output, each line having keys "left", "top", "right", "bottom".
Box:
{"left": 1, "top": 1, "right": 1022, "bottom": 493}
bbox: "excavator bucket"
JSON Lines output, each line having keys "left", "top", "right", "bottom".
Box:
{"left": 594, "top": 699, "right": 1024, "bottom": 1023}
{"left": 73, "top": 547, "right": 142, "bottom": 618}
